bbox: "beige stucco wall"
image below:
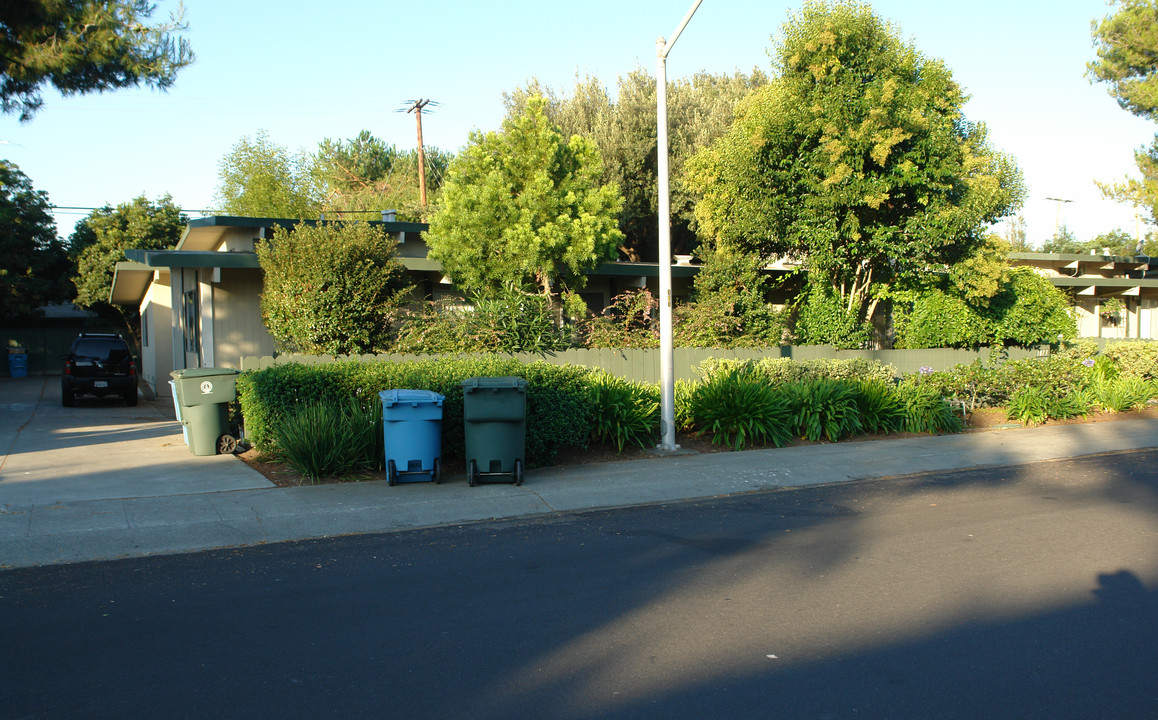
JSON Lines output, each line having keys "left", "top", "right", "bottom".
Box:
{"left": 140, "top": 271, "right": 173, "bottom": 397}
{"left": 209, "top": 268, "right": 277, "bottom": 368}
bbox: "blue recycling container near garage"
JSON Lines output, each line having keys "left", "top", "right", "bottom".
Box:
{"left": 8, "top": 349, "right": 28, "bottom": 378}
{"left": 379, "top": 389, "right": 445, "bottom": 485}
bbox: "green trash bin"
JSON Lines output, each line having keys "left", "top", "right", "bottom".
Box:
{"left": 170, "top": 368, "right": 240, "bottom": 456}
{"left": 461, "top": 376, "right": 527, "bottom": 486}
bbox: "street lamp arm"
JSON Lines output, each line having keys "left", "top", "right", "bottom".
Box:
{"left": 658, "top": 0, "right": 704, "bottom": 59}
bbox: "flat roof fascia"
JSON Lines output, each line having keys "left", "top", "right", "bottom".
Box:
{"left": 124, "top": 248, "right": 260, "bottom": 269}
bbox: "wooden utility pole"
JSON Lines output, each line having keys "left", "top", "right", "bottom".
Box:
{"left": 407, "top": 99, "right": 431, "bottom": 206}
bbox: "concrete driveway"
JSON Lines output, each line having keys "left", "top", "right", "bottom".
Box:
{"left": 0, "top": 376, "right": 272, "bottom": 509}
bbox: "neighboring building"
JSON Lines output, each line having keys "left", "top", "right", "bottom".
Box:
{"left": 109, "top": 216, "right": 705, "bottom": 397}
{"left": 1010, "top": 251, "right": 1158, "bottom": 341}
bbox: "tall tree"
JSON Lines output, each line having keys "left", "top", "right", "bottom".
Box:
{"left": 1089, "top": 0, "right": 1158, "bottom": 222}
{"left": 312, "top": 130, "right": 452, "bottom": 221}
{"left": 0, "top": 0, "right": 194, "bottom": 121}
{"left": 215, "top": 130, "right": 322, "bottom": 218}
{"left": 256, "top": 221, "right": 412, "bottom": 355}
{"left": 0, "top": 161, "right": 70, "bottom": 319}
{"left": 503, "top": 68, "right": 767, "bottom": 261}
{"left": 425, "top": 96, "right": 623, "bottom": 313}
{"left": 687, "top": 0, "right": 1024, "bottom": 345}
{"left": 70, "top": 195, "right": 185, "bottom": 344}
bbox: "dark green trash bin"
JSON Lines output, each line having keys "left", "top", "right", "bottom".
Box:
{"left": 170, "top": 368, "right": 240, "bottom": 456}
{"left": 461, "top": 376, "right": 527, "bottom": 486}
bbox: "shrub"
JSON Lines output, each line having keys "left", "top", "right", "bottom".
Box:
{"left": 695, "top": 356, "right": 897, "bottom": 386}
{"left": 587, "top": 373, "right": 659, "bottom": 451}
{"left": 1091, "top": 376, "right": 1156, "bottom": 413}
{"left": 855, "top": 380, "right": 908, "bottom": 434}
{"left": 897, "top": 384, "right": 963, "bottom": 434}
{"left": 237, "top": 357, "right": 596, "bottom": 466}
{"left": 1006, "top": 386, "right": 1050, "bottom": 426}
{"left": 256, "top": 222, "right": 413, "bottom": 355}
{"left": 273, "top": 397, "right": 380, "bottom": 482}
{"left": 784, "top": 378, "right": 863, "bottom": 442}
{"left": 689, "top": 365, "right": 793, "bottom": 450}
{"left": 1102, "top": 340, "right": 1158, "bottom": 381}
{"left": 581, "top": 290, "right": 660, "bottom": 349}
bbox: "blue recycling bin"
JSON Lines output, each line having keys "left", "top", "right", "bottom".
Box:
{"left": 379, "top": 389, "right": 445, "bottom": 485}
{"left": 8, "top": 349, "right": 28, "bottom": 378}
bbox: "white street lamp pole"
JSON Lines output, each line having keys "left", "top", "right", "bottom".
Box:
{"left": 656, "top": 0, "right": 702, "bottom": 452}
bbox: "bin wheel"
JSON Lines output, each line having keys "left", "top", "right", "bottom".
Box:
{"left": 388, "top": 459, "right": 398, "bottom": 486}
{"left": 217, "top": 434, "right": 238, "bottom": 455}
{"left": 433, "top": 458, "right": 442, "bottom": 484}
{"left": 468, "top": 459, "right": 478, "bottom": 487}
{"left": 514, "top": 459, "right": 524, "bottom": 486}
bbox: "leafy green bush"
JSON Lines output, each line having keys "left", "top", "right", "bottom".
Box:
{"left": 897, "top": 384, "right": 963, "bottom": 434}
{"left": 785, "top": 378, "right": 863, "bottom": 442}
{"left": 695, "top": 356, "right": 897, "bottom": 386}
{"left": 890, "top": 267, "right": 1076, "bottom": 349}
{"left": 587, "top": 373, "right": 659, "bottom": 451}
{"left": 256, "top": 222, "right": 413, "bottom": 355}
{"left": 394, "top": 290, "right": 570, "bottom": 354}
{"left": 792, "top": 281, "right": 871, "bottom": 349}
{"left": 1102, "top": 340, "right": 1158, "bottom": 381}
{"left": 688, "top": 365, "right": 793, "bottom": 450}
{"left": 237, "top": 357, "right": 596, "bottom": 466}
{"left": 581, "top": 290, "right": 660, "bottom": 349}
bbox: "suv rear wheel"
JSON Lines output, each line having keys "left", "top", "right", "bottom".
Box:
{"left": 62, "top": 388, "right": 75, "bottom": 407}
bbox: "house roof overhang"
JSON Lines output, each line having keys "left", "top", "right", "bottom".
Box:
{"left": 109, "top": 261, "right": 156, "bottom": 305}
{"left": 176, "top": 215, "right": 429, "bottom": 252}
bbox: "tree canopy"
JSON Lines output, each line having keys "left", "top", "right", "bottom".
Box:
{"left": 0, "top": 160, "right": 71, "bottom": 319}
{"left": 1090, "top": 0, "right": 1158, "bottom": 222}
{"left": 70, "top": 194, "right": 185, "bottom": 341}
{"left": 504, "top": 68, "right": 767, "bottom": 261}
{"left": 256, "top": 221, "right": 413, "bottom": 355}
{"left": 215, "top": 130, "right": 323, "bottom": 218}
{"left": 313, "top": 130, "right": 452, "bottom": 221}
{"left": 0, "top": 0, "right": 194, "bottom": 121}
{"left": 425, "top": 96, "right": 624, "bottom": 307}
{"left": 687, "top": 0, "right": 1024, "bottom": 345}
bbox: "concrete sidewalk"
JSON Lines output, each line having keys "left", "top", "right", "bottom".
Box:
{"left": 6, "top": 377, "right": 1158, "bottom": 569}
{"left": 4, "top": 376, "right": 1158, "bottom": 569}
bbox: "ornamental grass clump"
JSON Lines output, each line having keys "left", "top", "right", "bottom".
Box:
{"left": 273, "top": 397, "right": 380, "bottom": 482}
{"left": 588, "top": 372, "right": 659, "bottom": 451}
{"left": 785, "top": 378, "right": 863, "bottom": 442}
{"left": 690, "top": 365, "right": 793, "bottom": 450}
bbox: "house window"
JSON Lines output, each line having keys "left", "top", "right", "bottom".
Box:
{"left": 183, "top": 289, "right": 199, "bottom": 352}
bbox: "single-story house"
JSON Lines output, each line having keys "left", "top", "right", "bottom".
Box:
{"left": 1009, "top": 251, "right": 1158, "bottom": 340}
{"left": 109, "top": 215, "right": 714, "bottom": 398}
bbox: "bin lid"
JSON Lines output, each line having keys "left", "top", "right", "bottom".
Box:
{"left": 170, "top": 367, "right": 241, "bottom": 379}
{"left": 460, "top": 376, "right": 528, "bottom": 392}
{"left": 379, "top": 389, "right": 445, "bottom": 406}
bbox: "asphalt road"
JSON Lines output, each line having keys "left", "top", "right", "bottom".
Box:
{"left": 3, "top": 450, "right": 1157, "bottom": 720}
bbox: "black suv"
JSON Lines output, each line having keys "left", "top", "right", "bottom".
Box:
{"left": 62, "top": 333, "right": 139, "bottom": 406}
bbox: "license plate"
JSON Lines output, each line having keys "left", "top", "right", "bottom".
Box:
{"left": 94, "top": 381, "right": 108, "bottom": 388}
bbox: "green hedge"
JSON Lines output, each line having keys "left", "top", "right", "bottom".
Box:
{"left": 237, "top": 356, "right": 597, "bottom": 466}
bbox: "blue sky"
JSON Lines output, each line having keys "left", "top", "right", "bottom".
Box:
{"left": 1, "top": 0, "right": 1152, "bottom": 247}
